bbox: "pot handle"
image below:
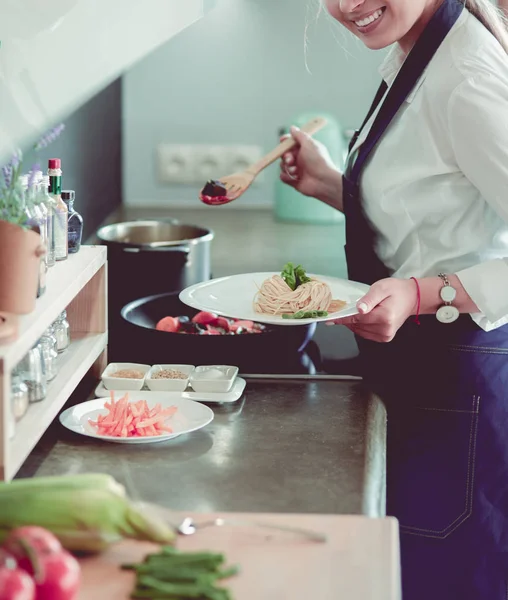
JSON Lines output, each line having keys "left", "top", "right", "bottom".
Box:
{"left": 122, "top": 245, "right": 190, "bottom": 254}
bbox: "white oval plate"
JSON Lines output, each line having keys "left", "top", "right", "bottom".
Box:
{"left": 179, "top": 272, "right": 369, "bottom": 326}
{"left": 59, "top": 393, "right": 214, "bottom": 444}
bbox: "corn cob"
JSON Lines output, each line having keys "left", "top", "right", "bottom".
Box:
{"left": 0, "top": 473, "right": 176, "bottom": 553}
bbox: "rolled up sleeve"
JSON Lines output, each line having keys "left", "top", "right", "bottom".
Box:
{"left": 448, "top": 73, "right": 508, "bottom": 329}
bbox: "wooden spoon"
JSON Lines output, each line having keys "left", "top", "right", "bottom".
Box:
{"left": 199, "top": 116, "right": 328, "bottom": 206}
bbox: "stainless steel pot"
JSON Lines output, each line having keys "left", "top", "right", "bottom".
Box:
{"left": 97, "top": 220, "right": 213, "bottom": 288}
{"left": 96, "top": 219, "right": 214, "bottom": 359}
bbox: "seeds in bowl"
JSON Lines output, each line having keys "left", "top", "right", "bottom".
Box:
{"left": 151, "top": 369, "right": 188, "bottom": 380}
{"left": 110, "top": 369, "right": 145, "bottom": 379}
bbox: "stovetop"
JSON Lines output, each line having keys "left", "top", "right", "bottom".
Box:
{"left": 110, "top": 319, "right": 361, "bottom": 379}
{"left": 238, "top": 324, "right": 361, "bottom": 377}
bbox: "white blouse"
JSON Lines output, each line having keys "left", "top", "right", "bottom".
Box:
{"left": 351, "top": 8, "right": 508, "bottom": 331}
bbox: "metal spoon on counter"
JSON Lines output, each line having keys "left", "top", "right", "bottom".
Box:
{"left": 199, "top": 117, "right": 327, "bottom": 206}
{"left": 135, "top": 501, "right": 327, "bottom": 542}
{"left": 177, "top": 516, "right": 327, "bottom": 543}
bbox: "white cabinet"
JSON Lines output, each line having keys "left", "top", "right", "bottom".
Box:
{"left": 0, "top": 0, "right": 205, "bottom": 163}
{"left": 0, "top": 246, "right": 107, "bottom": 481}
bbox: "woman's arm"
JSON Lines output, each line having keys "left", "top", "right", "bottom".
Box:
{"left": 414, "top": 275, "right": 479, "bottom": 315}
{"left": 280, "top": 127, "right": 344, "bottom": 211}
{"left": 444, "top": 71, "right": 508, "bottom": 325}
{"left": 498, "top": 0, "right": 508, "bottom": 16}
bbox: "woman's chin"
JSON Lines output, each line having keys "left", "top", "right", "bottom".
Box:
{"left": 359, "top": 34, "right": 396, "bottom": 50}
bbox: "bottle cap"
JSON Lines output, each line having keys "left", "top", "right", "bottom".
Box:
{"left": 61, "top": 190, "right": 75, "bottom": 201}
{"left": 48, "top": 158, "right": 61, "bottom": 169}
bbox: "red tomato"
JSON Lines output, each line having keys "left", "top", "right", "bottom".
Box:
{"left": 0, "top": 565, "right": 35, "bottom": 600}
{"left": 0, "top": 551, "right": 16, "bottom": 568}
{"left": 191, "top": 312, "right": 217, "bottom": 325}
{"left": 230, "top": 320, "right": 255, "bottom": 332}
{"left": 155, "top": 316, "right": 180, "bottom": 333}
{"left": 203, "top": 326, "right": 221, "bottom": 335}
{"left": 211, "top": 317, "right": 230, "bottom": 332}
{"left": 4, "top": 528, "right": 61, "bottom": 568}
{"left": 32, "top": 551, "right": 80, "bottom": 600}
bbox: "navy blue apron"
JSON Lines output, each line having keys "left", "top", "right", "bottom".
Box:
{"left": 342, "top": 1, "right": 508, "bottom": 598}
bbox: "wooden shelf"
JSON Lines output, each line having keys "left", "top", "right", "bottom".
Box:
{"left": 0, "top": 246, "right": 108, "bottom": 480}
{"left": 0, "top": 246, "right": 107, "bottom": 369}
{"left": 6, "top": 333, "right": 107, "bottom": 481}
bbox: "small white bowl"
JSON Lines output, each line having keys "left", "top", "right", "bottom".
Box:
{"left": 101, "top": 363, "right": 150, "bottom": 391}
{"left": 146, "top": 364, "right": 195, "bottom": 392}
{"left": 190, "top": 365, "right": 239, "bottom": 393}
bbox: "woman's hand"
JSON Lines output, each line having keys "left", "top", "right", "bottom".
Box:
{"left": 279, "top": 126, "right": 343, "bottom": 210}
{"left": 333, "top": 278, "right": 418, "bottom": 343}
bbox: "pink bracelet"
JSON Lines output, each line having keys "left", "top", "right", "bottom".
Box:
{"left": 410, "top": 277, "right": 421, "bottom": 325}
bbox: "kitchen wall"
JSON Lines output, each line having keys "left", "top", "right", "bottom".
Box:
{"left": 123, "top": 0, "right": 386, "bottom": 208}
{"left": 22, "top": 79, "right": 122, "bottom": 240}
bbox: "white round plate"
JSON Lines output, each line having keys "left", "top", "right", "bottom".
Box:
{"left": 59, "top": 393, "right": 214, "bottom": 444}
{"left": 179, "top": 272, "right": 370, "bottom": 326}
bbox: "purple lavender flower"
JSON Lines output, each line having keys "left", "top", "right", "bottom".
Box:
{"left": 27, "top": 163, "right": 41, "bottom": 190}
{"left": 1, "top": 165, "right": 11, "bottom": 189}
{"left": 1, "top": 149, "right": 23, "bottom": 189}
{"left": 34, "top": 123, "right": 65, "bottom": 151}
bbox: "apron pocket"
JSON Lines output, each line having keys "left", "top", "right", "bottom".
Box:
{"left": 386, "top": 395, "right": 480, "bottom": 539}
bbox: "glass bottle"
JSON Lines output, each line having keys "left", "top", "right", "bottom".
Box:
{"left": 11, "top": 369, "right": 29, "bottom": 422}
{"left": 19, "top": 175, "right": 46, "bottom": 297}
{"left": 29, "top": 171, "right": 49, "bottom": 271}
{"left": 61, "top": 191, "right": 83, "bottom": 254}
{"left": 53, "top": 310, "right": 71, "bottom": 353}
{"left": 38, "top": 333, "right": 59, "bottom": 381}
{"left": 48, "top": 158, "right": 68, "bottom": 261}
{"left": 38, "top": 176, "right": 57, "bottom": 267}
{"left": 18, "top": 345, "right": 47, "bottom": 403}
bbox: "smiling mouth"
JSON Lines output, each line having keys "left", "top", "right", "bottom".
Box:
{"left": 353, "top": 7, "right": 386, "bottom": 29}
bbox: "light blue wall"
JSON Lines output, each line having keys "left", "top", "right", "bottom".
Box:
{"left": 123, "top": 0, "right": 386, "bottom": 208}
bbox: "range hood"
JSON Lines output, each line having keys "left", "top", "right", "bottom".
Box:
{"left": 0, "top": 0, "right": 206, "bottom": 163}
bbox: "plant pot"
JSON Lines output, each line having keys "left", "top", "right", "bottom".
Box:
{"left": 0, "top": 312, "right": 18, "bottom": 344}
{"left": 0, "top": 220, "right": 43, "bottom": 314}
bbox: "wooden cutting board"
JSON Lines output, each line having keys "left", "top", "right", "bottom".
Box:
{"left": 79, "top": 512, "right": 401, "bottom": 600}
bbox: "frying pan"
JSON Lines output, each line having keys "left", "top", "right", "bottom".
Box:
{"left": 119, "top": 292, "right": 316, "bottom": 371}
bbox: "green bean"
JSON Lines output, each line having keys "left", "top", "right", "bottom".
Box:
{"left": 124, "top": 548, "right": 239, "bottom": 600}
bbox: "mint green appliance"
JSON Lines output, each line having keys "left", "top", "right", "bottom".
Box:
{"left": 274, "top": 112, "right": 346, "bottom": 225}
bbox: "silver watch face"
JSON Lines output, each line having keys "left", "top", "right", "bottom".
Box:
{"left": 440, "top": 285, "right": 457, "bottom": 303}
{"left": 436, "top": 305, "right": 459, "bottom": 324}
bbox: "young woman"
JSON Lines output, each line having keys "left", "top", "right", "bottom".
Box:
{"left": 280, "top": 1, "right": 508, "bottom": 598}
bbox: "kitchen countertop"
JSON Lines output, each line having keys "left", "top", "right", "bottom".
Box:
{"left": 17, "top": 376, "right": 386, "bottom": 517}
{"left": 16, "top": 207, "right": 386, "bottom": 517}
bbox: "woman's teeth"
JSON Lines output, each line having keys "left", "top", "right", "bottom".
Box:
{"left": 355, "top": 8, "right": 384, "bottom": 28}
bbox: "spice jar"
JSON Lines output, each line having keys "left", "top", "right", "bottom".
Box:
{"left": 18, "top": 346, "right": 47, "bottom": 403}
{"left": 11, "top": 371, "right": 29, "bottom": 421}
{"left": 38, "top": 334, "right": 59, "bottom": 381}
{"left": 53, "top": 310, "right": 71, "bottom": 353}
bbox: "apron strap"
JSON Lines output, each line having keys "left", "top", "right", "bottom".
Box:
{"left": 347, "top": 81, "right": 388, "bottom": 154}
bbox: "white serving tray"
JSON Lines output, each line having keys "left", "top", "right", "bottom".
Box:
{"left": 94, "top": 377, "right": 246, "bottom": 404}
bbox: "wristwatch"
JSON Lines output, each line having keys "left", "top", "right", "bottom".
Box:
{"left": 436, "top": 273, "right": 459, "bottom": 323}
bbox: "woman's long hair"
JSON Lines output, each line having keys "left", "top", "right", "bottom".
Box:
{"left": 465, "top": 0, "right": 508, "bottom": 53}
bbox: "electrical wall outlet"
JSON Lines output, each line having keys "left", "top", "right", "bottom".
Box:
{"left": 156, "top": 144, "right": 264, "bottom": 185}
{"left": 156, "top": 144, "right": 195, "bottom": 184}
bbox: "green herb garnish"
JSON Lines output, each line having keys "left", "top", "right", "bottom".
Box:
{"left": 282, "top": 310, "right": 329, "bottom": 319}
{"left": 281, "top": 262, "right": 311, "bottom": 291}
